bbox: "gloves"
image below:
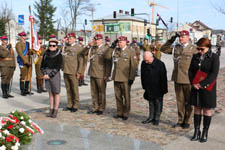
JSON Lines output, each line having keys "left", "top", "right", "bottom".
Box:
{"left": 128, "top": 80, "right": 134, "bottom": 86}
{"left": 169, "top": 32, "right": 180, "bottom": 43}
{"left": 110, "top": 39, "right": 119, "bottom": 48}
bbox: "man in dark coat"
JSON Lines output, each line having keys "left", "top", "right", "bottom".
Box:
{"left": 141, "top": 51, "right": 168, "bottom": 125}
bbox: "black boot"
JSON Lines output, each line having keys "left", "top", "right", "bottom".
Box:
{"left": 78, "top": 79, "right": 82, "bottom": 86}
{"left": 82, "top": 79, "right": 88, "bottom": 86}
{"left": 153, "top": 99, "right": 161, "bottom": 126}
{"left": 142, "top": 101, "right": 154, "bottom": 124}
{"left": 20, "top": 81, "right": 26, "bottom": 96}
{"left": 200, "top": 115, "right": 211, "bottom": 143}
{"left": 40, "top": 79, "right": 47, "bottom": 92}
{"left": 1, "top": 84, "right": 8, "bottom": 99}
{"left": 6, "top": 84, "right": 14, "bottom": 98}
{"left": 25, "top": 81, "right": 34, "bottom": 95}
{"left": 191, "top": 114, "right": 202, "bottom": 141}
{"left": 36, "top": 78, "right": 42, "bottom": 93}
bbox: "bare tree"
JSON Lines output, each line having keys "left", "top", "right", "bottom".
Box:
{"left": 211, "top": 0, "right": 225, "bottom": 14}
{"left": 60, "top": 7, "right": 71, "bottom": 35}
{"left": 67, "top": 0, "right": 95, "bottom": 31}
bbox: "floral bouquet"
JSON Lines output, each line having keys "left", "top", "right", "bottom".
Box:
{"left": 0, "top": 110, "right": 44, "bottom": 150}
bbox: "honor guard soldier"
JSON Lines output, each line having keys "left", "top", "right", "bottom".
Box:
{"left": 82, "top": 34, "right": 111, "bottom": 115}
{"left": 78, "top": 36, "right": 88, "bottom": 86}
{"left": 62, "top": 32, "right": 84, "bottom": 112}
{"left": 105, "top": 36, "right": 137, "bottom": 120}
{"left": 160, "top": 30, "right": 198, "bottom": 129}
{"left": 132, "top": 40, "right": 141, "bottom": 76}
{"left": 16, "top": 32, "right": 33, "bottom": 96}
{"left": 0, "top": 36, "right": 16, "bottom": 99}
{"left": 35, "top": 36, "right": 47, "bottom": 93}
{"left": 105, "top": 36, "right": 111, "bottom": 47}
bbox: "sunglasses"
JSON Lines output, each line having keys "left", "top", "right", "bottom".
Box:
{"left": 197, "top": 47, "right": 204, "bottom": 51}
{"left": 49, "top": 45, "right": 57, "bottom": 47}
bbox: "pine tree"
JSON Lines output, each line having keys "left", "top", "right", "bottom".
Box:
{"left": 34, "top": 0, "right": 56, "bottom": 40}
{"left": 0, "top": 18, "right": 6, "bottom": 36}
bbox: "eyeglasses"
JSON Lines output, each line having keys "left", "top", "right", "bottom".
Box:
{"left": 197, "top": 47, "right": 205, "bottom": 51}
{"left": 49, "top": 45, "right": 57, "bottom": 47}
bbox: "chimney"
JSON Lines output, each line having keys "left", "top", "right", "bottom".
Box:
{"left": 125, "top": 11, "right": 129, "bottom": 15}
{"left": 119, "top": 10, "right": 123, "bottom": 14}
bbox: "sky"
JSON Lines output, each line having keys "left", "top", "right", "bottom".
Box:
{"left": 1, "top": 0, "right": 225, "bottom": 31}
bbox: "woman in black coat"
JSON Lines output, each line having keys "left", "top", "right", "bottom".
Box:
{"left": 141, "top": 51, "right": 168, "bottom": 125}
{"left": 189, "top": 38, "right": 219, "bottom": 142}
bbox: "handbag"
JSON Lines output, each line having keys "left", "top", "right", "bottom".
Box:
{"left": 192, "top": 70, "right": 216, "bottom": 91}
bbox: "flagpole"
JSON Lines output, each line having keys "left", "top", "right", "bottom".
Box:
{"left": 28, "top": 5, "right": 33, "bottom": 95}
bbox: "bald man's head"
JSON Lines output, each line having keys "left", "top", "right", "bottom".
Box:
{"left": 143, "top": 51, "right": 154, "bottom": 64}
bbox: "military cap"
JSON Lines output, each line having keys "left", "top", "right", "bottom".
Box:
{"left": 94, "top": 34, "right": 103, "bottom": 40}
{"left": 18, "top": 32, "right": 27, "bottom": 36}
{"left": 78, "top": 36, "right": 83, "bottom": 41}
{"left": 133, "top": 40, "right": 137, "bottom": 43}
{"left": 118, "top": 36, "right": 127, "bottom": 41}
{"left": 49, "top": 34, "right": 56, "bottom": 39}
{"left": 126, "top": 40, "right": 130, "bottom": 44}
{"left": 68, "top": 32, "right": 76, "bottom": 38}
{"left": 0, "top": 36, "right": 8, "bottom": 40}
{"left": 38, "top": 36, "right": 43, "bottom": 40}
{"left": 180, "top": 30, "right": 189, "bottom": 36}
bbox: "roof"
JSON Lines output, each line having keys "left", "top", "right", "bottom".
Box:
{"left": 92, "top": 14, "right": 150, "bottom": 23}
{"left": 191, "top": 20, "right": 212, "bottom": 30}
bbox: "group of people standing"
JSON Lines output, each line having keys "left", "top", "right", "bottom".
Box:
{"left": 0, "top": 29, "right": 219, "bottom": 143}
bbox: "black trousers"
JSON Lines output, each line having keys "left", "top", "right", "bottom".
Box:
{"left": 149, "top": 97, "right": 162, "bottom": 121}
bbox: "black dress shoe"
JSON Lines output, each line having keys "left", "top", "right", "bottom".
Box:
{"left": 71, "top": 108, "right": 78, "bottom": 112}
{"left": 96, "top": 111, "right": 103, "bottom": 115}
{"left": 113, "top": 115, "right": 123, "bottom": 119}
{"left": 153, "top": 120, "right": 159, "bottom": 126}
{"left": 63, "top": 107, "right": 72, "bottom": 111}
{"left": 182, "top": 123, "right": 190, "bottom": 129}
{"left": 87, "top": 110, "right": 97, "bottom": 114}
{"left": 122, "top": 116, "right": 128, "bottom": 120}
{"left": 142, "top": 118, "right": 154, "bottom": 124}
{"left": 172, "top": 123, "right": 183, "bottom": 128}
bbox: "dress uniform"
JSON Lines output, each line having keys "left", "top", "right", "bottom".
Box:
{"left": 132, "top": 40, "right": 141, "bottom": 76}
{"left": 150, "top": 41, "right": 162, "bottom": 60}
{"left": 160, "top": 30, "right": 198, "bottom": 128}
{"left": 16, "top": 32, "right": 33, "bottom": 96}
{"left": 35, "top": 36, "right": 46, "bottom": 93}
{"left": 83, "top": 34, "right": 112, "bottom": 115}
{"left": 0, "top": 36, "right": 16, "bottom": 99}
{"left": 62, "top": 32, "right": 83, "bottom": 112}
{"left": 105, "top": 36, "right": 137, "bottom": 120}
{"left": 78, "top": 37, "right": 88, "bottom": 86}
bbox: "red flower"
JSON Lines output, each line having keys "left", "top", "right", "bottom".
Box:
{"left": 9, "top": 135, "right": 14, "bottom": 139}
{"left": 6, "top": 137, "right": 11, "bottom": 142}
{"left": 8, "top": 125, "right": 14, "bottom": 129}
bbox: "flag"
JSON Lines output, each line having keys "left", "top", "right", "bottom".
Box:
{"left": 157, "top": 13, "right": 168, "bottom": 29}
{"left": 29, "top": 13, "right": 41, "bottom": 64}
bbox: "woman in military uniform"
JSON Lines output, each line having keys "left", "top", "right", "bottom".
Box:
{"left": 0, "top": 36, "right": 16, "bottom": 99}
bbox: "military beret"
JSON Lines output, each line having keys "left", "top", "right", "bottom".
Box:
{"left": 0, "top": 36, "right": 8, "bottom": 40}
{"left": 78, "top": 36, "right": 83, "bottom": 41}
{"left": 126, "top": 40, "right": 130, "bottom": 44}
{"left": 118, "top": 36, "right": 127, "bottom": 41}
{"left": 133, "top": 40, "right": 137, "bottom": 43}
{"left": 68, "top": 32, "right": 76, "bottom": 38}
{"left": 180, "top": 30, "right": 189, "bottom": 36}
{"left": 38, "top": 36, "right": 43, "bottom": 40}
{"left": 18, "top": 32, "right": 27, "bottom": 36}
{"left": 105, "top": 37, "right": 110, "bottom": 42}
{"left": 49, "top": 34, "right": 56, "bottom": 39}
{"left": 94, "top": 34, "right": 103, "bottom": 40}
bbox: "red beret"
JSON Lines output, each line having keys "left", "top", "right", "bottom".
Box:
{"left": 0, "top": 36, "right": 8, "bottom": 40}
{"left": 133, "top": 40, "right": 137, "bottom": 43}
{"left": 38, "top": 36, "right": 43, "bottom": 40}
{"left": 118, "top": 36, "right": 127, "bottom": 41}
{"left": 94, "top": 34, "right": 103, "bottom": 40}
{"left": 68, "top": 32, "right": 76, "bottom": 38}
{"left": 180, "top": 30, "right": 189, "bottom": 36}
{"left": 105, "top": 37, "right": 110, "bottom": 42}
{"left": 78, "top": 37, "right": 83, "bottom": 41}
{"left": 18, "top": 32, "right": 26, "bottom": 36}
{"left": 49, "top": 34, "right": 56, "bottom": 39}
{"left": 126, "top": 40, "right": 130, "bottom": 44}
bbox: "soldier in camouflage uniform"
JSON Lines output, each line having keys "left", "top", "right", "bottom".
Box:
{"left": 35, "top": 36, "right": 47, "bottom": 93}
{"left": 105, "top": 36, "right": 137, "bottom": 120}
{"left": 0, "top": 36, "right": 16, "bottom": 99}
{"left": 160, "top": 30, "right": 198, "bottom": 129}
